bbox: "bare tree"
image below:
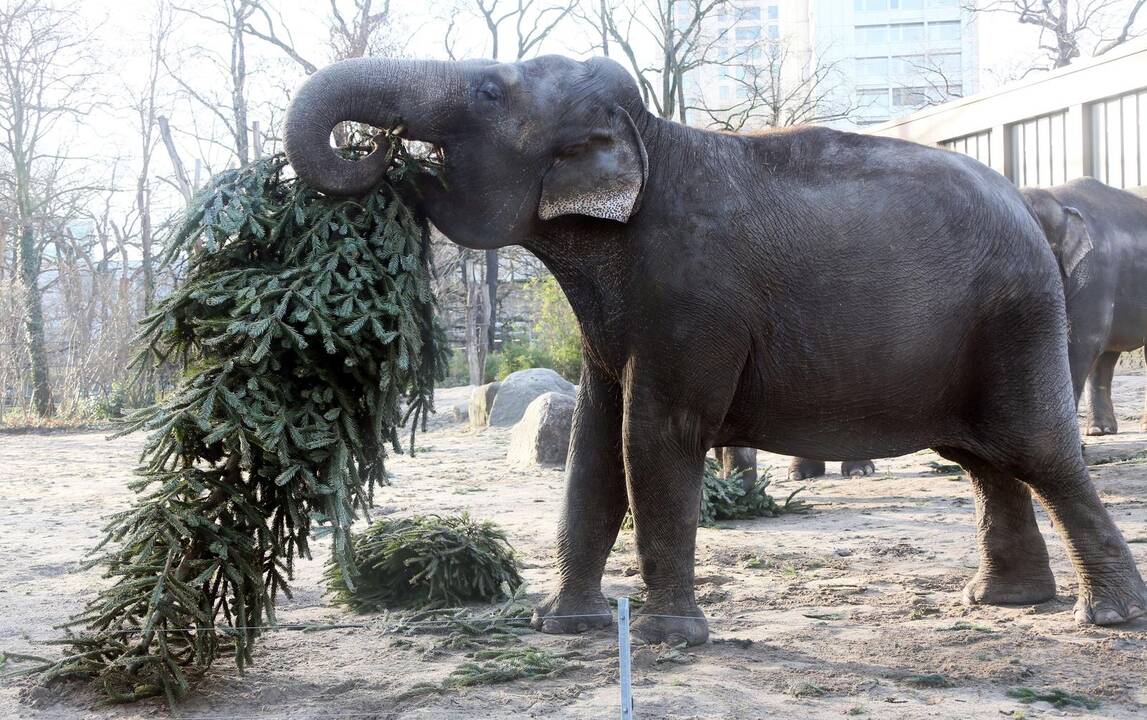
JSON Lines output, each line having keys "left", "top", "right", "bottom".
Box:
{"left": 0, "top": 0, "right": 100, "bottom": 417}
{"left": 690, "top": 39, "right": 856, "bottom": 131}
{"left": 122, "top": 4, "right": 180, "bottom": 310}
{"left": 446, "top": 0, "right": 577, "bottom": 60}
{"left": 242, "top": 0, "right": 404, "bottom": 74}
{"left": 169, "top": 0, "right": 259, "bottom": 165}
{"left": 902, "top": 54, "right": 965, "bottom": 109}
{"left": 578, "top": 0, "right": 747, "bottom": 123}
{"left": 967, "top": 0, "right": 1146, "bottom": 69}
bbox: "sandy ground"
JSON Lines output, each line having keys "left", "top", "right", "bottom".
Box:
{"left": 2, "top": 378, "right": 1146, "bottom": 720}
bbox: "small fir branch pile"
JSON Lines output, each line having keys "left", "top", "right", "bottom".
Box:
{"left": 12, "top": 145, "right": 446, "bottom": 703}
{"left": 325, "top": 514, "right": 523, "bottom": 612}
{"left": 699, "top": 460, "right": 806, "bottom": 525}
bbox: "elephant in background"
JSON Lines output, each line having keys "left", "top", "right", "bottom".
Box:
{"left": 284, "top": 55, "right": 1147, "bottom": 645}
{"left": 1023, "top": 179, "right": 1147, "bottom": 436}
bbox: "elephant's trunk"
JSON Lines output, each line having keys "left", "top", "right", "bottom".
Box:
{"left": 284, "top": 58, "right": 460, "bottom": 197}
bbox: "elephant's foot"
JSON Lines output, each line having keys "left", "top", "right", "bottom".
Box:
{"left": 631, "top": 600, "right": 708, "bottom": 646}
{"left": 1085, "top": 415, "right": 1118, "bottom": 436}
{"left": 1074, "top": 575, "right": 1147, "bottom": 625}
{"left": 530, "top": 588, "right": 612, "bottom": 634}
{"left": 962, "top": 566, "right": 1056, "bottom": 606}
{"left": 789, "top": 457, "right": 826, "bottom": 481}
{"left": 841, "top": 459, "right": 875, "bottom": 477}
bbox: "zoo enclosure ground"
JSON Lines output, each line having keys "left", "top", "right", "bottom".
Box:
{"left": 2, "top": 380, "right": 1146, "bottom": 719}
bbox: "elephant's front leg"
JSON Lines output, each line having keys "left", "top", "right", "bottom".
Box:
{"left": 1085, "top": 351, "right": 1120, "bottom": 435}
{"left": 625, "top": 397, "right": 709, "bottom": 645}
{"left": 531, "top": 366, "right": 627, "bottom": 634}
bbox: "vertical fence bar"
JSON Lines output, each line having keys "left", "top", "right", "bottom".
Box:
{"left": 617, "top": 596, "right": 634, "bottom": 720}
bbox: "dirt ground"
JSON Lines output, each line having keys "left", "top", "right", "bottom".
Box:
{"left": 2, "top": 377, "right": 1146, "bottom": 720}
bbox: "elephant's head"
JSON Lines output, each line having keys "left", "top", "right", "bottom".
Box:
{"left": 1023, "top": 188, "right": 1093, "bottom": 285}
{"left": 284, "top": 56, "right": 649, "bottom": 249}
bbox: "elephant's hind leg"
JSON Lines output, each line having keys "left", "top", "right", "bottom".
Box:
{"left": 1018, "top": 445, "right": 1147, "bottom": 624}
{"left": 1085, "top": 351, "right": 1120, "bottom": 435}
{"left": 714, "top": 446, "right": 758, "bottom": 492}
{"left": 960, "top": 298, "right": 1144, "bottom": 624}
{"left": 840, "top": 459, "right": 876, "bottom": 477}
{"left": 531, "top": 366, "right": 627, "bottom": 635}
{"left": 935, "top": 447, "right": 1055, "bottom": 606}
{"left": 789, "top": 457, "right": 826, "bottom": 480}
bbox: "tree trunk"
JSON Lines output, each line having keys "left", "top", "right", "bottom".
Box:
{"left": 17, "top": 223, "right": 54, "bottom": 416}
{"left": 463, "top": 252, "right": 488, "bottom": 385}
{"left": 485, "top": 248, "right": 498, "bottom": 351}
{"left": 137, "top": 174, "right": 155, "bottom": 311}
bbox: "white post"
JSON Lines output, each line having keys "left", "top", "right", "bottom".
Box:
{"left": 617, "top": 596, "right": 635, "bottom": 720}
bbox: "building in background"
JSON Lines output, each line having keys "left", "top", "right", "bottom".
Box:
{"left": 812, "top": 0, "right": 978, "bottom": 127}
{"left": 685, "top": 0, "right": 979, "bottom": 130}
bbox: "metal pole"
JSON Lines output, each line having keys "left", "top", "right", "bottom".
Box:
{"left": 617, "top": 596, "right": 634, "bottom": 720}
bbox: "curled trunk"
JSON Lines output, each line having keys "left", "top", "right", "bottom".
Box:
{"left": 284, "top": 58, "right": 458, "bottom": 196}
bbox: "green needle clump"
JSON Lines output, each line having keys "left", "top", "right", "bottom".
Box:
{"left": 326, "top": 514, "right": 523, "bottom": 611}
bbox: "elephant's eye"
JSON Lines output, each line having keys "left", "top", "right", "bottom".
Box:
{"left": 477, "top": 81, "right": 502, "bottom": 102}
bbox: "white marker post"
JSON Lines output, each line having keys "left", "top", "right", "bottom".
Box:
{"left": 617, "top": 596, "right": 635, "bottom": 720}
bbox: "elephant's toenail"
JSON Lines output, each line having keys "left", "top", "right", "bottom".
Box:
{"left": 1095, "top": 609, "right": 1121, "bottom": 624}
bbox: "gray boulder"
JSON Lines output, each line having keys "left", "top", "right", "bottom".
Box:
{"left": 507, "top": 392, "right": 576, "bottom": 467}
{"left": 469, "top": 381, "right": 501, "bottom": 429}
{"left": 488, "top": 368, "right": 575, "bottom": 427}
{"left": 451, "top": 403, "right": 469, "bottom": 423}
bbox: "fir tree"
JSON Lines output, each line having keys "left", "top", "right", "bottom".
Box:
{"left": 11, "top": 143, "right": 446, "bottom": 702}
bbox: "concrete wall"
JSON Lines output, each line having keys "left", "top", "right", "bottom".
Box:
{"left": 866, "top": 36, "right": 1147, "bottom": 196}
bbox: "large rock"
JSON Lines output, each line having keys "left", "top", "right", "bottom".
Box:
{"left": 488, "top": 368, "right": 575, "bottom": 427}
{"left": 469, "top": 381, "right": 501, "bottom": 429}
{"left": 507, "top": 392, "right": 576, "bottom": 467}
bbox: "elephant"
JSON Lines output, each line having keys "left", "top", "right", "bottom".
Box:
{"left": 283, "top": 55, "right": 1147, "bottom": 645}
{"left": 1022, "top": 179, "right": 1147, "bottom": 436}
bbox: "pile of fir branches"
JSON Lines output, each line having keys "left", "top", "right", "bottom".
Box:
{"left": 324, "top": 514, "right": 523, "bottom": 612}
{"left": 699, "top": 461, "right": 807, "bottom": 525}
{"left": 13, "top": 143, "right": 447, "bottom": 703}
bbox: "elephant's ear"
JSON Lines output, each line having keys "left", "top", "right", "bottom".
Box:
{"left": 538, "top": 106, "right": 648, "bottom": 223}
{"left": 1060, "top": 206, "right": 1093, "bottom": 278}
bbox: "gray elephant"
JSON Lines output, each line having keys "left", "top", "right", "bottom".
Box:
{"left": 1022, "top": 179, "right": 1147, "bottom": 436}
{"left": 284, "top": 55, "right": 1147, "bottom": 645}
